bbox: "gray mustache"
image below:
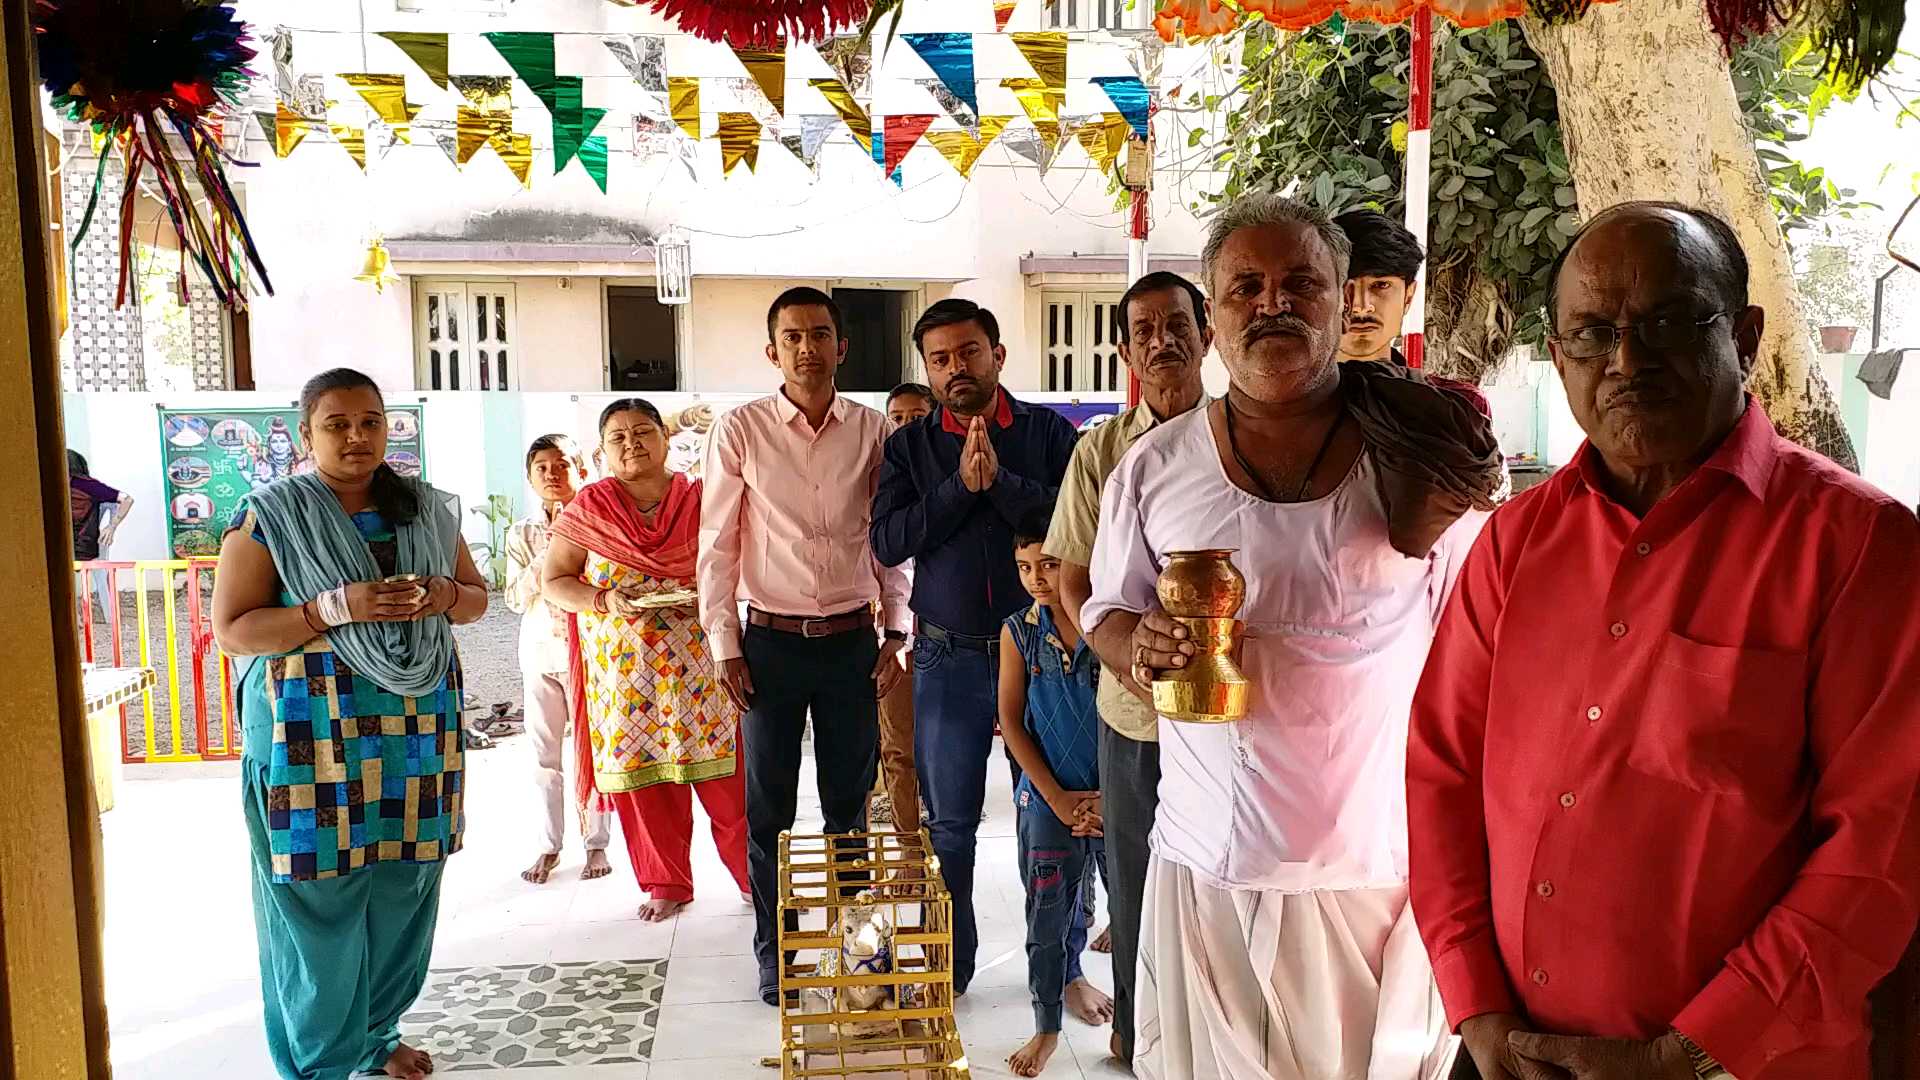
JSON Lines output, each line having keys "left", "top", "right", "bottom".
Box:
{"left": 1243, "top": 314, "right": 1318, "bottom": 345}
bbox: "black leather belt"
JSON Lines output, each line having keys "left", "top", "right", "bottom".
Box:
{"left": 918, "top": 620, "right": 999, "bottom": 654}
{"left": 747, "top": 605, "right": 870, "bottom": 639}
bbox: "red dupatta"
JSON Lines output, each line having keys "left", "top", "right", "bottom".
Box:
{"left": 550, "top": 473, "right": 703, "bottom": 812}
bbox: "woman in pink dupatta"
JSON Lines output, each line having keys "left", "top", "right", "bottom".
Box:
{"left": 542, "top": 399, "right": 750, "bottom": 921}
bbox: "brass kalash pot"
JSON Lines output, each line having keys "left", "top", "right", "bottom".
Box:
{"left": 1150, "top": 549, "right": 1251, "bottom": 723}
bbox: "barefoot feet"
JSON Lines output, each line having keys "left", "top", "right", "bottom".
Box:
{"left": 383, "top": 1042, "right": 433, "bottom": 1079}
{"left": 1065, "top": 977, "right": 1114, "bottom": 1025}
{"left": 1008, "top": 1032, "right": 1061, "bottom": 1077}
{"left": 521, "top": 852, "right": 560, "bottom": 885}
{"left": 582, "top": 848, "right": 613, "bottom": 881}
{"left": 1090, "top": 925, "right": 1112, "bottom": 953}
{"left": 638, "top": 897, "right": 688, "bottom": 922}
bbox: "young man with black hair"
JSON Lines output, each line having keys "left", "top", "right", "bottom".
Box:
{"left": 1334, "top": 209, "right": 1492, "bottom": 418}
{"left": 871, "top": 298, "right": 1079, "bottom": 996}
{"left": 699, "top": 285, "right": 911, "bottom": 1005}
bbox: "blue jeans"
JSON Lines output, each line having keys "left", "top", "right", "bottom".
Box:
{"left": 912, "top": 629, "right": 999, "bottom": 995}
{"left": 1017, "top": 789, "right": 1106, "bottom": 1032}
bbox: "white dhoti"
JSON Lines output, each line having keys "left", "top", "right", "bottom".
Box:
{"left": 1135, "top": 853, "right": 1456, "bottom": 1080}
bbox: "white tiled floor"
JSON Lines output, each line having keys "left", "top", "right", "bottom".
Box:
{"left": 103, "top": 742, "right": 1124, "bottom": 1079}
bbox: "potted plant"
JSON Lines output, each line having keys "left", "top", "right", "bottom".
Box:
{"left": 1798, "top": 242, "right": 1869, "bottom": 353}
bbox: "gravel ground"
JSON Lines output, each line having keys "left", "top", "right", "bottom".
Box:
{"left": 87, "top": 586, "right": 524, "bottom": 758}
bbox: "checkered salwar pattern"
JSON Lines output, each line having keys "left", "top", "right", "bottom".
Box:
{"left": 577, "top": 553, "right": 736, "bottom": 793}
{"left": 263, "top": 641, "right": 466, "bottom": 882}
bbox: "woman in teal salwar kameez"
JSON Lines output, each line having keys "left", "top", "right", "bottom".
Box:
{"left": 213, "top": 369, "right": 489, "bottom": 1080}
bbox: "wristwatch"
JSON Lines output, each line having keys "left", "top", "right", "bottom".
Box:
{"left": 883, "top": 629, "right": 909, "bottom": 643}
{"left": 1671, "top": 1031, "right": 1733, "bottom": 1079}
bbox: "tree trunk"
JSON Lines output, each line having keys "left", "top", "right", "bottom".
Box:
{"left": 1522, "top": 0, "right": 1859, "bottom": 471}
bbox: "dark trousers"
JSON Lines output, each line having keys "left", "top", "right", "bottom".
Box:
{"left": 911, "top": 627, "right": 999, "bottom": 995}
{"left": 742, "top": 622, "right": 880, "bottom": 990}
{"left": 1099, "top": 720, "right": 1161, "bottom": 1062}
{"left": 1018, "top": 791, "right": 1108, "bottom": 1032}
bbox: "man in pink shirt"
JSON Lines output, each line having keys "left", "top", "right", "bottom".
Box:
{"left": 698, "top": 287, "right": 914, "bottom": 1005}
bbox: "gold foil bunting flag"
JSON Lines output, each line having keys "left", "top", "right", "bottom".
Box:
{"left": 1010, "top": 31, "right": 1068, "bottom": 89}
{"left": 340, "top": 74, "right": 420, "bottom": 143}
{"left": 494, "top": 132, "right": 534, "bottom": 187}
{"left": 378, "top": 31, "right": 451, "bottom": 90}
{"left": 923, "top": 116, "right": 1011, "bottom": 178}
{"left": 271, "top": 101, "right": 315, "bottom": 158}
{"left": 329, "top": 121, "right": 368, "bottom": 170}
{"left": 730, "top": 45, "right": 787, "bottom": 117}
{"left": 809, "top": 78, "right": 871, "bottom": 154}
{"left": 670, "top": 77, "right": 701, "bottom": 140}
{"left": 1074, "top": 113, "right": 1131, "bottom": 173}
{"left": 717, "top": 112, "right": 760, "bottom": 174}
{"left": 1002, "top": 78, "right": 1065, "bottom": 126}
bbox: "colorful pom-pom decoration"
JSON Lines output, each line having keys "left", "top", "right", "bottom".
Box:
{"left": 33, "top": 0, "right": 273, "bottom": 309}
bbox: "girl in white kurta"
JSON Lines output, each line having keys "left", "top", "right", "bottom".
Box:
{"left": 1083, "top": 405, "right": 1486, "bottom": 1080}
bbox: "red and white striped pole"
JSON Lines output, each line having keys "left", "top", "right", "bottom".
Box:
{"left": 1402, "top": 7, "right": 1433, "bottom": 370}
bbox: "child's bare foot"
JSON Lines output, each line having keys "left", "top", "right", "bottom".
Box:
{"left": 638, "top": 897, "right": 688, "bottom": 922}
{"left": 521, "top": 852, "right": 560, "bottom": 885}
{"left": 1065, "top": 977, "right": 1114, "bottom": 1025}
{"left": 383, "top": 1042, "right": 433, "bottom": 1079}
{"left": 1008, "top": 1032, "right": 1061, "bottom": 1077}
{"left": 582, "top": 849, "right": 612, "bottom": 880}
{"left": 1090, "top": 925, "right": 1112, "bottom": 953}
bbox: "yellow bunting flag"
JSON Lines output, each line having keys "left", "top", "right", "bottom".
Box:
{"left": 272, "top": 101, "right": 314, "bottom": 158}
{"left": 377, "top": 31, "right": 451, "bottom": 90}
{"left": 494, "top": 132, "right": 534, "bottom": 187}
{"left": 329, "top": 121, "right": 368, "bottom": 170}
{"left": 1011, "top": 31, "right": 1068, "bottom": 89}
{"left": 731, "top": 46, "right": 786, "bottom": 117}
{"left": 1075, "top": 113, "right": 1130, "bottom": 173}
{"left": 717, "top": 112, "right": 760, "bottom": 174}
{"left": 340, "top": 74, "right": 420, "bottom": 143}
{"left": 923, "top": 116, "right": 1012, "bottom": 178}
{"left": 670, "top": 77, "right": 701, "bottom": 140}
{"left": 1002, "top": 78, "right": 1065, "bottom": 127}
{"left": 809, "top": 78, "right": 872, "bottom": 154}
{"left": 994, "top": 0, "right": 1019, "bottom": 32}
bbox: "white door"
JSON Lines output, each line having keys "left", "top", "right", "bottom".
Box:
{"left": 415, "top": 280, "right": 517, "bottom": 391}
{"left": 1043, "top": 291, "right": 1125, "bottom": 393}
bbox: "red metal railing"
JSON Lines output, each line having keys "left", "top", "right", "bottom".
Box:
{"left": 74, "top": 559, "right": 239, "bottom": 763}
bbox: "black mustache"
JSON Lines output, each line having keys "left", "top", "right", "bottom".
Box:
{"left": 1147, "top": 351, "right": 1188, "bottom": 365}
{"left": 1244, "top": 314, "right": 1318, "bottom": 344}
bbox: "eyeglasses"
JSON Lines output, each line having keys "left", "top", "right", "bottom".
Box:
{"left": 1549, "top": 312, "right": 1732, "bottom": 360}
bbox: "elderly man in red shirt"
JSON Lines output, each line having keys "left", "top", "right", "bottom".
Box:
{"left": 1408, "top": 200, "right": 1920, "bottom": 1080}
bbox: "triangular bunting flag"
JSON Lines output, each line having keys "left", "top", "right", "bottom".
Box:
{"left": 378, "top": 32, "right": 451, "bottom": 90}
{"left": 1091, "top": 75, "right": 1151, "bottom": 140}
{"left": 999, "top": 125, "right": 1060, "bottom": 174}
{"left": 994, "top": 0, "right": 1019, "bottom": 32}
{"left": 902, "top": 33, "right": 978, "bottom": 117}
{"left": 1003, "top": 78, "right": 1065, "bottom": 126}
{"left": 1074, "top": 113, "right": 1130, "bottom": 173}
{"left": 884, "top": 114, "right": 937, "bottom": 178}
{"left": 924, "top": 116, "right": 1011, "bottom": 178}
{"left": 731, "top": 45, "right": 787, "bottom": 117}
{"left": 717, "top": 112, "right": 761, "bottom": 174}
{"left": 1011, "top": 31, "right": 1068, "bottom": 89}
{"left": 816, "top": 36, "right": 872, "bottom": 103}
{"left": 670, "top": 77, "right": 701, "bottom": 140}
{"left": 603, "top": 35, "right": 668, "bottom": 93}
{"left": 485, "top": 32, "right": 608, "bottom": 172}
{"left": 340, "top": 74, "right": 421, "bottom": 143}
{"left": 917, "top": 79, "right": 978, "bottom": 132}
{"left": 809, "top": 78, "right": 872, "bottom": 154}
{"left": 726, "top": 78, "right": 782, "bottom": 128}
{"left": 269, "top": 102, "right": 314, "bottom": 158}
{"left": 329, "top": 121, "right": 368, "bottom": 171}
{"left": 797, "top": 115, "right": 838, "bottom": 165}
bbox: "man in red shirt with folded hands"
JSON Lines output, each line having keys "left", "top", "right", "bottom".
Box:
{"left": 1408, "top": 201, "right": 1920, "bottom": 1080}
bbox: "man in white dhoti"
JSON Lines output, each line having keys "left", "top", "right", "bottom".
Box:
{"left": 1081, "top": 194, "right": 1499, "bottom": 1080}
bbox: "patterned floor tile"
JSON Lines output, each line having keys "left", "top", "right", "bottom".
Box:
{"left": 401, "top": 959, "right": 667, "bottom": 1071}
